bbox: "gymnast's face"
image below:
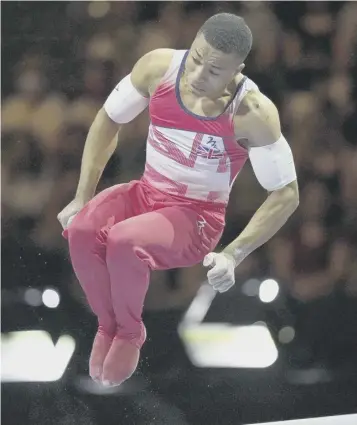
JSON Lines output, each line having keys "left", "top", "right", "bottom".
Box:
{"left": 184, "top": 34, "right": 244, "bottom": 98}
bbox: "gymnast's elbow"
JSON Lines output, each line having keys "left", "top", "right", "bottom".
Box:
{"left": 275, "top": 180, "right": 300, "bottom": 213}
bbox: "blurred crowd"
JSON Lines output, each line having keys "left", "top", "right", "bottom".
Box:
{"left": 2, "top": 1, "right": 357, "bottom": 315}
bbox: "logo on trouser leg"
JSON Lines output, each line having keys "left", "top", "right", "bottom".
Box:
{"left": 197, "top": 217, "right": 207, "bottom": 235}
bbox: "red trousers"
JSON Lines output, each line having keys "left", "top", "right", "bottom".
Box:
{"left": 64, "top": 179, "right": 225, "bottom": 347}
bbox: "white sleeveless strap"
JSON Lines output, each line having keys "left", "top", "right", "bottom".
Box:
{"left": 231, "top": 76, "right": 259, "bottom": 115}
{"left": 159, "top": 50, "right": 187, "bottom": 85}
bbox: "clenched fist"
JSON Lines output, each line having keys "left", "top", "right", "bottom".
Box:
{"left": 57, "top": 198, "right": 86, "bottom": 230}
{"left": 203, "top": 252, "right": 236, "bottom": 293}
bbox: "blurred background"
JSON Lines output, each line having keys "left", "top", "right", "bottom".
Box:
{"left": 1, "top": 1, "right": 357, "bottom": 425}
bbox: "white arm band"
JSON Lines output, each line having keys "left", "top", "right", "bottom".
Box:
{"left": 249, "top": 135, "right": 297, "bottom": 191}
{"left": 104, "top": 74, "right": 149, "bottom": 124}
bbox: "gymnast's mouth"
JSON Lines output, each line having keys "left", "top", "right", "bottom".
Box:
{"left": 190, "top": 83, "right": 205, "bottom": 93}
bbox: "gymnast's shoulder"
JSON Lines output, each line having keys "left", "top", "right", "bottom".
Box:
{"left": 234, "top": 87, "right": 281, "bottom": 146}
{"left": 131, "top": 49, "right": 175, "bottom": 97}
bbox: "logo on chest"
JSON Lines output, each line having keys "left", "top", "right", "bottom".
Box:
{"left": 196, "top": 136, "right": 224, "bottom": 159}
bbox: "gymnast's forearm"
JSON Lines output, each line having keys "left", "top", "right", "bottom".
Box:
{"left": 75, "top": 108, "right": 120, "bottom": 203}
{"left": 223, "top": 182, "right": 299, "bottom": 263}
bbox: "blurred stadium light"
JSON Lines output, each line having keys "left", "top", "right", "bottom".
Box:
{"left": 42, "top": 288, "right": 61, "bottom": 308}
{"left": 178, "top": 281, "right": 278, "bottom": 368}
{"left": 1, "top": 330, "right": 75, "bottom": 382}
{"left": 259, "top": 279, "right": 280, "bottom": 303}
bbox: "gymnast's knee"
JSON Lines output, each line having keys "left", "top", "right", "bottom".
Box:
{"left": 67, "top": 215, "right": 98, "bottom": 251}
{"left": 106, "top": 225, "right": 150, "bottom": 266}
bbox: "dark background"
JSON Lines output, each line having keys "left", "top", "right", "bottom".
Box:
{"left": 2, "top": 2, "right": 357, "bottom": 424}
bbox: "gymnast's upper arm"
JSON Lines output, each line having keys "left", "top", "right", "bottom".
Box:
{"left": 235, "top": 91, "right": 298, "bottom": 192}
{"left": 103, "top": 49, "right": 173, "bottom": 124}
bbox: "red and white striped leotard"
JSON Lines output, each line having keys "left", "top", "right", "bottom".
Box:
{"left": 142, "top": 49, "right": 258, "bottom": 207}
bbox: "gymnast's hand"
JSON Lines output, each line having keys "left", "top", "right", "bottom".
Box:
{"left": 203, "top": 252, "right": 236, "bottom": 293}
{"left": 57, "top": 198, "right": 86, "bottom": 230}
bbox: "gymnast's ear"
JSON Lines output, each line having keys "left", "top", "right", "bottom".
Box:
{"left": 236, "top": 63, "right": 245, "bottom": 75}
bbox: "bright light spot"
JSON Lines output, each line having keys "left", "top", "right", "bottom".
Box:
{"left": 278, "top": 326, "right": 295, "bottom": 344}
{"left": 178, "top": 280, "right": 278, "bottom": 369}
{"left": 24, "top": 288, "right": 42, "bottom": 307}
{"left": 259, "top": 279, "right": 279, "bottom": 303}
{"left": 88, "top": 1, "right": 110, "bottom": 18}
{"left": 42, "top": 289, "right": 60, "bottom": 308}
{"left": 244, "top": 413, "right": 357, "bottom": 425}
{"left": 1, "top": 331, "right": 76, "bottom": 382}
{"left": 253, "top": 321, "right": 268, "bottom": 327}
{"left": 241, "top": 278, "right": 260, "bottom": 296}
{"left": 178, "top": 323, "right": 278, "bottom": 368}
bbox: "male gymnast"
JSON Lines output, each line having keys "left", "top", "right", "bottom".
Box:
{"left": 58, "top": 13, "right": 299, "bottom": 387}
